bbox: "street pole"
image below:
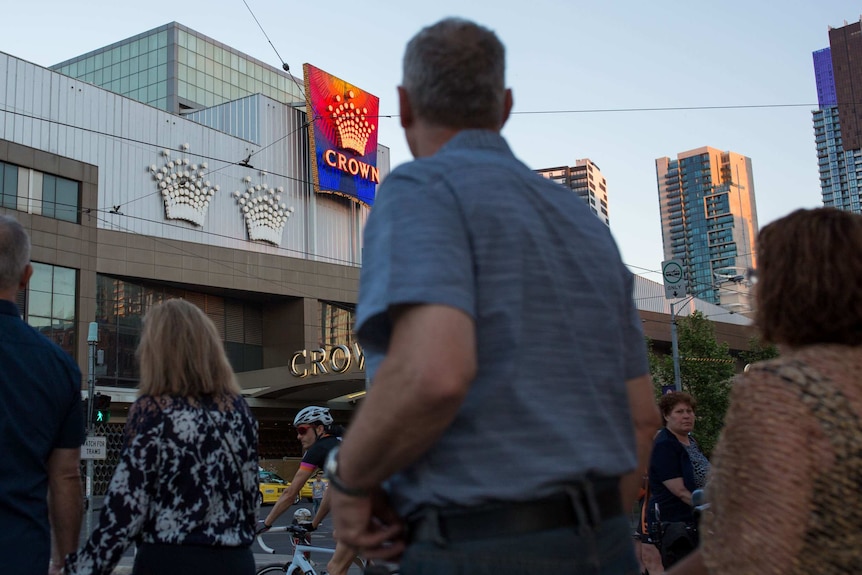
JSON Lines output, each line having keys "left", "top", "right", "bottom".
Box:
{"left": 86, "top": 322, "right": 98, "bottom": 535}
{"left": 670, "top": 300, "right": 682, "bottom": 392}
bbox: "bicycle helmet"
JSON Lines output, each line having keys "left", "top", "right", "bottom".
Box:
{"left": 293, "top": 508, "right": 312, "bottom": 523}
{"left": 293, "top": 406, "right": 333, "bottom": 427}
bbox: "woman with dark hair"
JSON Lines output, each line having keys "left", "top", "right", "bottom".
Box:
{"left": 647, "top": 392, "right": 709, "bottom": 569}
{"left": 65, "top": 299, "right": 259, "bottom": 575}
{"left": 670, "top": 207, "right": 862, "bottom": 574}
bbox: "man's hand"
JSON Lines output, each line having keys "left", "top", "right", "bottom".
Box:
{"left": 330, "top": 486, "right": 404, "bottom": 560}
{"left": 255, "top": 519, "right": 271, "bottom": 535}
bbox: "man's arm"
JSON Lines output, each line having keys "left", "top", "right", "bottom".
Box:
{"left": 619, "top": 374, "right": 661, "bottom": 506}
{"left": 263, "top": 466, "right": 314, "bottom": 527}
{"left": 338, "top": 303, "right": 476, "bottom": 490}
{"left": 47, "top": 447, "right": 82, "bottom": 572}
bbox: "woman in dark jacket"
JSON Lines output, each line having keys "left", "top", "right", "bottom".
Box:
{"left": 647, "top": 392, "right": 710, "bottom": 568}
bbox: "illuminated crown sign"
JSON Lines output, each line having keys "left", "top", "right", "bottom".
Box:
{"left": 148, "top": 145, "right": 218, "bottom": 227}
{"left": 328, "top": 91, "right": 376, "bottom": 156}
{"left": 233, "top": 176, "right": 294, "bottom": 245}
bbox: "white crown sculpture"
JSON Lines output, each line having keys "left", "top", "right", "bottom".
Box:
{"left": 328, "top": 90, "right": 376, "bottom": 156}
{"left": 233, "top": 176, "right": 294, "bottom": 245}
{"left": 148, "top": 145, "right": 218, "bottom": 227}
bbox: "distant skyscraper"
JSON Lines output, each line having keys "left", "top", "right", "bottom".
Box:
{"left": 655, "top": 147, "right": 758, "bottom": 307}
{"left": 536, "top": 159, "right": 609, "bottom": 226}
{"left": 812, "top": 21, "right": 862, "bottom": 213}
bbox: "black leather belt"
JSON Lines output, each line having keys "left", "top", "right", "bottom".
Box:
{"left": 407, "top": 478, "right": 622, "bottom": 544}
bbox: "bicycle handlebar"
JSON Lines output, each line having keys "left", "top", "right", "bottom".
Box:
{"left": 256, "top": 524, "right": 311, "bottom": 554}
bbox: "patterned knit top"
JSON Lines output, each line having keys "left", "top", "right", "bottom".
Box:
{"left": 700, "top": 345, "right": 862, "bottom": 574}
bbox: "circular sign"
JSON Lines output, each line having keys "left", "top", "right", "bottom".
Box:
{"left": 663, "top": 260, "right": 683, "bottom": 285}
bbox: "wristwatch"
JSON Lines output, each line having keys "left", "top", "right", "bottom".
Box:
{"left": 324, "top": 446, "right": 370, "bottom": 497}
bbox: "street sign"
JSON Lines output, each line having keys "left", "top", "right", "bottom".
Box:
{"left": 662, "top": 259, "right": 685, "bottom": 299}
{"left": 82, "top": 436, "right": 107, "bottom": 460}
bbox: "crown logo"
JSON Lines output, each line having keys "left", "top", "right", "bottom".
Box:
{"left": 328, "top": 90, "right": 376, "bottom": 156}
{"left": 233, "top": 175, "right": 294, "bottom": 245}
{"left": 148, "top": 144, "right": 218, "bottom": 227}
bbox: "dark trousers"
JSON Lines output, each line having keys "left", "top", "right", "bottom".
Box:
{"left": 132, "top": 543, "right": 254, "bottom": 575}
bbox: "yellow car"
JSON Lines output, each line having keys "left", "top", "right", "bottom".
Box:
{"left": 258, "top": 468, "right": 314, "bottom": 506}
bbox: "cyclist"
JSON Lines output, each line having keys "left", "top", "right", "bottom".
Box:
{"left": 257, "top": 406, "right": 354, "bottom": 575}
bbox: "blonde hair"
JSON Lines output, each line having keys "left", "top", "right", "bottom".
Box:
{"left": 137, "top": 298, "right": 240, "bottom": 397}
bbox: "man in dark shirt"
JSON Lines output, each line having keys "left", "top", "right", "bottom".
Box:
{"left": 0, "top": 214, "right": 85, "bottom": 575}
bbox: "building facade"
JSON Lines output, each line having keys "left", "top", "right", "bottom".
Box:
{"left": 1, "top": 21, "right": 394, "bottom": 489}
{"left": 812, "top": 24, "right": 862, "bottom": 213}
{"left": 655, "top": 147, "right": 758, "bottom": 308}
{"left": 536, "top": 159, "right": 609, "bottom": 226}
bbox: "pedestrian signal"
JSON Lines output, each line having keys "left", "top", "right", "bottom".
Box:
{"left": 93, "top": 393, "right": 112, "bottom": 424}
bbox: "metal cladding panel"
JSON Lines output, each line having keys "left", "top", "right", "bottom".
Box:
{"left": 0, "top": 53, "right": 385, "bottom": 267}
{"left": 631, "top": 273, "right": 751, "bottom": 326}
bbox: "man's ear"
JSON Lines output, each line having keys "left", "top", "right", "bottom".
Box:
{"left": 501, "top": 88, "right": 513, "bottom": 128}
{"left": 398, "top": 86, "right": 414, "bottom": 129}
{"left": 18, "top": 263, "right": 33, "bottom": 291}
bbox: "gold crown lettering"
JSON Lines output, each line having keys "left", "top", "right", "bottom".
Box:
{"left": 328, "top": 90, "right": 376, "bottom": 156}
{"left": 148, "top": 145, "right": 218, "bottom": 227}
{"left": 233, "top": 176, "right": 294, "bottom": 246}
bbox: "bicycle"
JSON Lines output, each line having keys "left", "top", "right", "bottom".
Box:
{"left": 255, "top": 524, "right": 367, "bottom": 575}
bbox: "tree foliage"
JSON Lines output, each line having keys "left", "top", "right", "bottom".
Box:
{"left": 648, "top": 311, "right": 735, "bottom": 457}
{"left": 739, "top": 336, "right": 780, "bottom": 367}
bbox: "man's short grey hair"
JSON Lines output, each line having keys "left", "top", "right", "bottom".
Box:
{"left": 0, "top": 215, "right": 31, "bottom": 291}
{"left": 402, "top": 18, "right": 506, "bottom": 130}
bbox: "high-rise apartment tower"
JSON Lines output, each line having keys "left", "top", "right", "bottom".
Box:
{"left": 812, "top": 20, "right": 862, "bottom": 212}
{"left": 655, "top": 147, "right": 758, "bottom": 308}
{"left": 536, "top": 159, "right": 609, "bottom": 226}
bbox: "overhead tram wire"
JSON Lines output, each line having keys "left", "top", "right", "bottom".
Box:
{"left": 240, "top": 0, "right": 315, "bottom": 164}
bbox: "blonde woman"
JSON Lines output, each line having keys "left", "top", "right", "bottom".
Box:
{"left": 66, "top": 299, "right": 259, "bottom": 575}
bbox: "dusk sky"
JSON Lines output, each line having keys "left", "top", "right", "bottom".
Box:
{"left": 2, "top": 0, "right": 858, "bottom": 283}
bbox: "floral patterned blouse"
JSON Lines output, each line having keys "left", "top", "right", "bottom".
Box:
{"left": 65, "top": 394, "right": 258, "bottom": 575}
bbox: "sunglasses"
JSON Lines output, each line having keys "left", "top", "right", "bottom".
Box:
{"left": 296, "top": 425, "right": 314, "bottom": 436}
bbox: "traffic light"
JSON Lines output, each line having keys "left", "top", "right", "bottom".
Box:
{"left": 93, "top": 393, "right": 112, "bottom": 424}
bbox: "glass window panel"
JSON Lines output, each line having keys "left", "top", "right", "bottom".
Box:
{"left": 94, "top": 69, "right": 104, "bottom": 85}
{"left": 119, "top": 76, "right": 129, "bottom": 93}
{"left": 213, "top": 46, "right": 223, "bottom": 64}
{"left": 68, "top": 61, "right": 77, "bottom": 76}
{"left": 187, "top": 33, "right": 196, "bottom": 53}
{"left": 53, "top": 266, "right": 76, "bottom": 296}
{"left": 148, "top": 33, "right": 158, "bottom": 52}
{"left": 157, "top": 63, "right": 166, "bottom": 82}
{"left": 204, "top": 91, "right": 214, "bottom": 107}
{"left": 188, "top": 51, "right": 196, "bottom": 69}
{"left": 205, "top": 41, "right": 213, "bottom": 60}
{"left": 129, "top": 56, "right": 139, "bottom": 75}
{"left": 204, "top": 57, "right": 213, "bottom": 76}
{"left": 239, "top": 74, "right": 248, "bottom": 90}
{"left": 148, "top": 50, "right": 158, "bottom": 70}
{"left": 28, "top": 315, "right": 51, "bottom": 335}
{"left": 28, "top": 291, "right": 52, "bottom": 318}
{"left": 41, "top": 175, "right": 56, "bottom": 218}
{"left": 147, "top": 84, "right": 157, "bottom": 102}
{"left": 120, "top": 60, "right": 129, "bottom": 77}
{"left": 196, "top": 69, "right": 205, "bottom": 88}
{"left": 52, "top": 319, "right": 75, "bottom": 358}
{"left": 111, "top": 48, "right": 121, "bottom": 66}
{"left": 196, "top": 39, "right": 206, "bottom": 56}
{"left": 178, "top": 47, "right": 187, "bottom": 65}
{"left": 130, "top": 39, "right": 140, "bottom": 57}
{"left": 178, "top": 30, "right": 187, "bottom": 48}
{"left": 156, "top": 98, "right": 167, "bottom": 110}
{"left": 157, "top": 82, "right": 166, "bottom": 99}
{"left": 230, "top": 69, "right": 239, "bottom": 85}
{"left": 187, "top": 84, "right": 197, "bottom": 102}
{"left": 213, "top": 63, "right": 223, "bottom": 81}
{"left": 29, "top": 262, "right": 52, "bottom": 293}
{"left": 94, "top": 53, "right": 103, "bottom": 68}
{"left": 55, "top": 178, "right": 79, "bottom": 223}
{"left": 157, "top": 47, "right": 166, "bottom": 65}
{"left": 238, "top": 58, "right": 246, "bottom": 74}
{"left": 178, "top": 63, "right": 188, "bottom": 82}
{"left": 52, "top": 294, "right": 75, "bottom": 320}
{"left": 205, "top": 74, "right": 213, "bottom": 92}
{"left": 230, "top": 53, "right": 239, "bottom": 70}
{"left": 110, "top": 79, "right": 120, "bottom": 92}
{"left": 111, "top": 63, "right": 120, "bottom": 79}
{"left": 148, "top": 67, "right": 158, "bottom": 85}
{"left": 121, "top": 43, "right": 130, "bottom": 61}
{"left": 178, "top": 81, "right": 188, "bottom": 99}
{"left": 128, "top": 74, "right": 139, "bottom": 91}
